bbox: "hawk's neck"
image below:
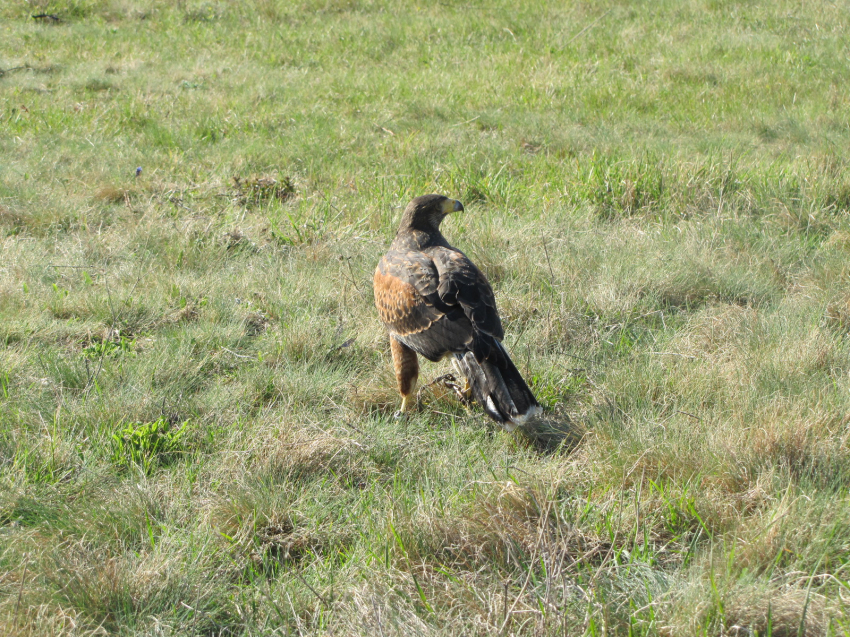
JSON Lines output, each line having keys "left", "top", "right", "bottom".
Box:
{"left": 391, "top": 228, "right": 450, "bottom": 251}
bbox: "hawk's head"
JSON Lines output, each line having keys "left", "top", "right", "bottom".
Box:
{"left": 398, "top": 194, "right": 464, "bottom": 233}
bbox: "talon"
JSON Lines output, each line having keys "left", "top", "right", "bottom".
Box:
{"left": 445, "top": 379, "right": 472, "bottom": 405}
{"left": 450, "top": 361, "right": 471, "bottom": 399}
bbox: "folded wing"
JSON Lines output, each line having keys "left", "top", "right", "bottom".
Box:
{"left": 374, "top": 250, "right": 472, "bottom": 362}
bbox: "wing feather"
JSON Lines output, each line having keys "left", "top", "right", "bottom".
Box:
{"left": 429, "top": 247, "right": 503, "bottom": 339}
{"left": 374, "top": 257, "right": 441, "bottom": 336}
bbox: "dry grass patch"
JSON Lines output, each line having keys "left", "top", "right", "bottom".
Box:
{"left": 662, "top": 576, "right": 834, "bottom": 637}
{"left": 259, "top": 421, "right": 371, "bottom": 483}
{"left": 209, "top": 486, "right": 330, "bottom": 577}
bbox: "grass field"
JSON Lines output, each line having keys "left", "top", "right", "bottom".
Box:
{"left": 3, "top": 0, "right": 850, "bottom": 634}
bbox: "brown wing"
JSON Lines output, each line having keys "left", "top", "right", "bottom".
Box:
{"left": 374, "top": 250, "right": 473, "bottom": 362}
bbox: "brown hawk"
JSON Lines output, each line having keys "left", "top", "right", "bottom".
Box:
{"left": 373, "top": 194, "right": 540, "bottom": 430}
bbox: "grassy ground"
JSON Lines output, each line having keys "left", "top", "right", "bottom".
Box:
{"left": 2, "top": 0, "right": 850, "bottom": 634}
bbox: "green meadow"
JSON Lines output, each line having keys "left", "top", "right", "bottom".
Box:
{"left": 2, "top": 0, "right": 850, "bottom": 634}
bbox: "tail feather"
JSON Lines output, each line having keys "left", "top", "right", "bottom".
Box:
{"left": 455, "top": 343, "right": 541, "bottom": 431}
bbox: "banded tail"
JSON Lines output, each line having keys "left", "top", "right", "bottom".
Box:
{"left": 454, "top": 341, "right": 541, "bottom": 431}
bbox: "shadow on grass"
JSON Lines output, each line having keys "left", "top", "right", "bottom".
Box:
{"left": 518, "top": 413, "right": 585, "bottom": 453}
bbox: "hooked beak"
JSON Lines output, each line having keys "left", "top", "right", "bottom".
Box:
{"left": 441, "top": 198, "right": 464, "bottom": 214}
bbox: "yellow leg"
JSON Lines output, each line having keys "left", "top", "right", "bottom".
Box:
{"left": 391, "top": 337, "right": 419, "bottom": 415}
{"left": 400, "top": 378, "right": 418, "bottom": 412}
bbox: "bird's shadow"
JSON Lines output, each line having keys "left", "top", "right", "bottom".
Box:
{"left": 518, "top": 412, "right": 586, "bottom": 454}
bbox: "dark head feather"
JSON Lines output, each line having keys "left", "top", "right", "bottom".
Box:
{"left": 397, "top": 194, "right": 464, "bottom": 234}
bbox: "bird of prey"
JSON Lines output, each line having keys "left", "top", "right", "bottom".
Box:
{"left": 373, "top": 194, "right": 541, "bottom": 430}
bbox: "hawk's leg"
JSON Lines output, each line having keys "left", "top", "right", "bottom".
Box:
{"left": 451, "top": 358, "right": 472, "bottom": 399}
{"left": 390, "top": 337, "right": 419, "bottom": 413}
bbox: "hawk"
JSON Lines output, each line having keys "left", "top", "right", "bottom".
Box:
{"left": 374, "top": 194, "right": 541, "bottom": 430}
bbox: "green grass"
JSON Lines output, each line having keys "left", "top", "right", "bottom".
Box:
{"left": 2, "top": 0, "right": 850, "bottom": 634}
